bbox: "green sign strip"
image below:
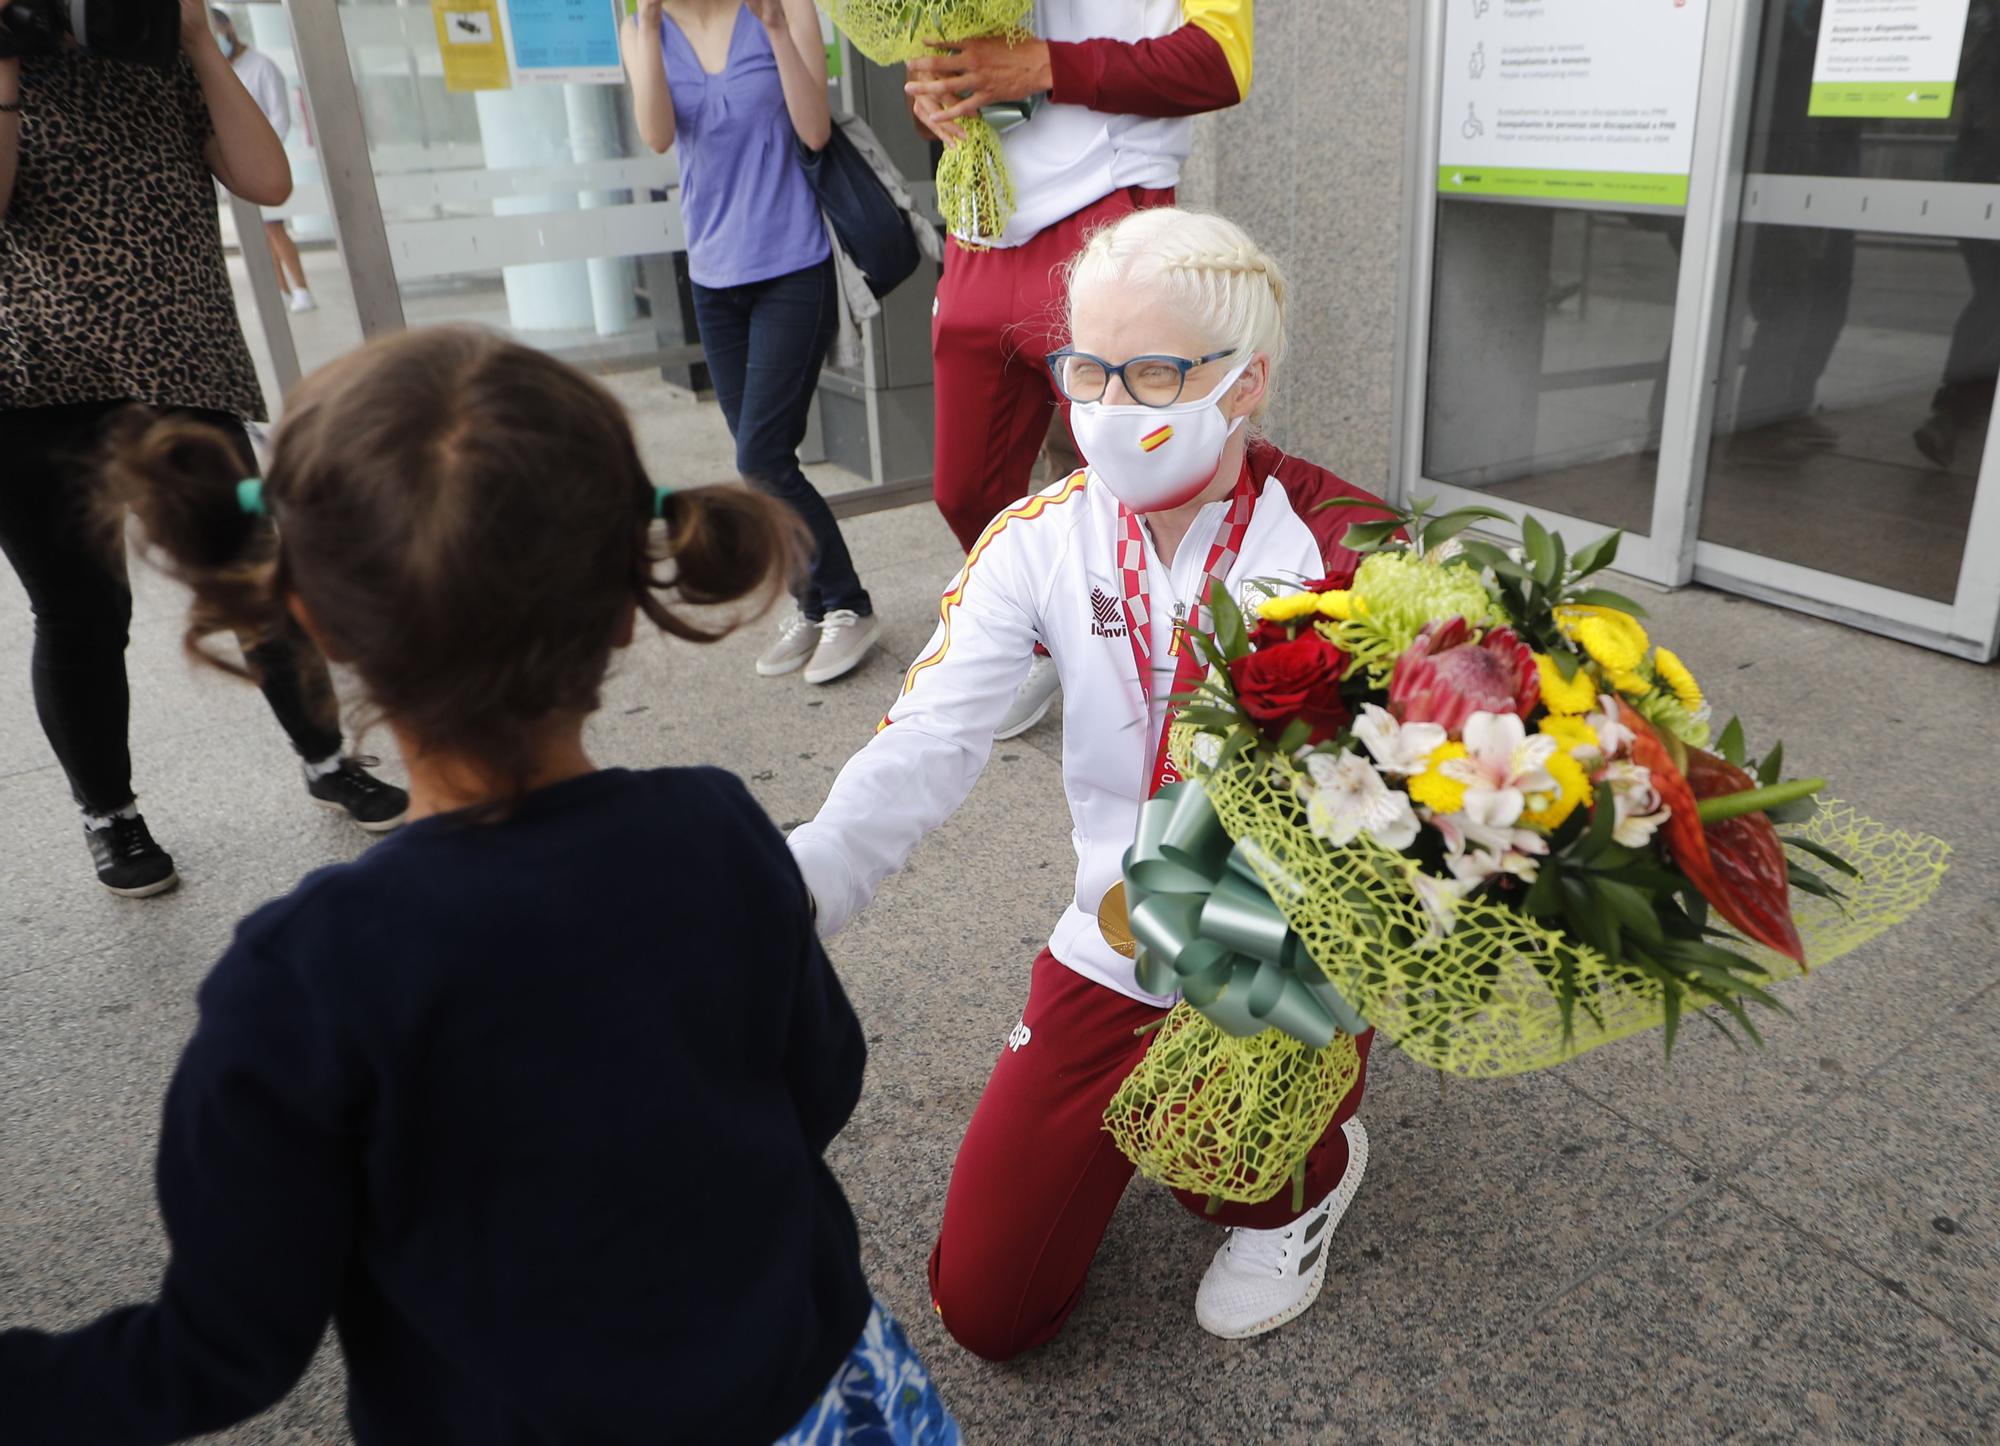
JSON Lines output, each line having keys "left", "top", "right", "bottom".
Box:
{"left": 1436, "top": 165, "right": 1689, "bottom": 208}
{"left": 1808, "top": 80, "right": 1955, "bottom": 118}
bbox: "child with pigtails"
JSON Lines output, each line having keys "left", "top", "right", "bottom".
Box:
{"left": 0, "top": 328, "right": 956, "bottom": 1446}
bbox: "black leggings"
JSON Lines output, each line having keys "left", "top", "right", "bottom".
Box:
{"left": 0, "top": 401, "right": 343, "bottom": 816}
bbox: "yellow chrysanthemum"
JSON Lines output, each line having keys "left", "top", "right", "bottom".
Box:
{"left": 1609, "top": 668, "right": 1652, "bottom": 696}
{"left": 1556, "top": 605, "right": 1650, "bottom": 675}
{"left": 1258, "top": 592, "right": 1324, "bottom": 623}
{"left": 1521, "top": 750, "right": 1591, "bottom": 833}
{"left": 1407, "top": 742, "right": 1470, "bottom": 815}
{"left": 1536, "top": 653, "right": 1598, "bottom": 715}
{"left": 1538, "top": 715, "right": 1598, "bottom": 757}
{"left": 1652, "top": 645, "right": 1702, "bottom": 711}
{"left": 1316, "top": 590, "right": 1364, "bottom": 622}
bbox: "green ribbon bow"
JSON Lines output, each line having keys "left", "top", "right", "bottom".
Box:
{"left": 1125, "top": 782, "right": 1368, "bottom": 1048}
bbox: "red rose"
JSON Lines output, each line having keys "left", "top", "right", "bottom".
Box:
{"left": 1227, "top": 633, "right": 1350, "bottom": 744}
{"left": 1249, "top": 617, "right": 1295, "bottom": 650}
{"left": 1301, "top": 565, "right": 1359, "bottom": 594}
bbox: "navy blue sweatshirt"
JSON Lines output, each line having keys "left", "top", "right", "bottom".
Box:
{"left": 0, "top": 767, "right": 872, "bottom": 1445}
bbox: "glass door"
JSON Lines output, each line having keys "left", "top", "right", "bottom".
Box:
{"left": 1688, "top": 0, "right": 2000, "bottom": 659}
{"left": 1398, "top": 0, "right": 2000, "bottom": 660}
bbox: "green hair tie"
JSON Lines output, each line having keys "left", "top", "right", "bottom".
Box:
{"left": 652, "top": 484, "right": 672, "bottom": 519}
{"left": 237, "top": 478, "right": 267, "bottom": 518}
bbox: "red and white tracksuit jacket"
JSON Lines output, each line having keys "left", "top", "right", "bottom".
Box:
{"left": 790, "top": 441, "right": 1387, "bottom": 1005}
{"left": 970, "top": 0, "right": 1254, "bottom": 248}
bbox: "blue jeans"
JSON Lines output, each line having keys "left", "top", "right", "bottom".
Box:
{"left": 691, "top": 259, "right": 871, "bottom": 621}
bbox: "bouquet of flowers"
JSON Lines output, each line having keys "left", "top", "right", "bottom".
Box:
{"left": 815, "top": 0, "right": 1034, "bottom": 241}
{"left": 1103, "top": 501, "right": 1951, "bottom": 1209}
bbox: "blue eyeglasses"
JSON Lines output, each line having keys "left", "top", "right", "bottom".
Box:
{"left": 1044, "top": 348, "right": 1237, "bottom": 408}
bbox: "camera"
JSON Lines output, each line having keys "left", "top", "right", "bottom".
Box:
{"left": 0, "top": 0, "right": 181, "bottom": 68}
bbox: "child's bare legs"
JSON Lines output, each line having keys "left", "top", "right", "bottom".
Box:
{"left": 264, "top": 220, "right": 314, "bottom": 305}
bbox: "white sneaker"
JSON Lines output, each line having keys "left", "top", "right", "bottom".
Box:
{"left": 993, "top": 653, "right": 1059, "bottom": 740}
{"left": 1194, "top": 1118, "right": 1369, "bottom": 1341}
{"left": 289, "top": 289, "right": 318, "bottom": 314}
{"left": 756, "top": 609, "right": 820, "bottom": 677}
{"left": 803, "top": 609, "right": 880, "bottom": 685}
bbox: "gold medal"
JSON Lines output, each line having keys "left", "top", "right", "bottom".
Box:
{"left": 1097, "top": 882, "right": 1137, "bottom": 958}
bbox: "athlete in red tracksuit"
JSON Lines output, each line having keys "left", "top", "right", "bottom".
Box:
{"left": 793, "top": 208, "right": 1377, "bottom": 1358}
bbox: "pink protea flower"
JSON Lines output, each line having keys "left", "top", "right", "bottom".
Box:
{"left": 1388, "top": 618, "right": 1542, "bottom": 736}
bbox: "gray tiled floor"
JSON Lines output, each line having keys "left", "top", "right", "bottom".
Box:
{"left": 2, "top": 397, "right": 1996, "bottom": 1443}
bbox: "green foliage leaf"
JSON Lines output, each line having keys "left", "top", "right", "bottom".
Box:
{"left": 1470, "top": 547, "right": 1541, "bottom": 587}
{"left": 1523, "top": 860, "right": 1562, "bottom": 917}
{"left": 1786, "top": 865, "right": 1848, "bottom": 904}
{"left": 1568, "top": 529, "right": 1622, "bottom": 579}
{"left": 1717, "top": 716, "right": 1746, "bottom": 768}
{"left": 1757, "top": 740, "right": 1785, "bottom": 788}
{"left": 1421, "top": 509, "right": 1503, "bottom": 552}
{"left": 1577, "top": 782, "right": 1619, "bottom": 863}
{"left": 1780, "top": 835, "right": 1863, "bottom": 880}
{"left": 1341, "top": 520, "right": 1404, "bottom": 553}
{"left": 1207, "top": 577, "right": 1249, "bottom": 660}
{"left": 1276, "top": 717, "right": 1312, "bottom": 754}
{"left": 1215, "top": 727, "right": 1257, "bottom": 772}
{"left": 1563, "top": 587, "right": 1650, "bottom": 618}
{"left": 1521, "top": 514, "right": 1557, "bottom": 584}
{"left": 1592, "top": 876, "right": 1666, "bottom": 945}
{"left": 1766, "top": 794, "right": 1821, "bottom": 825}
{"left": 1314, "top": 496, "right": 1404, "bottom": 514}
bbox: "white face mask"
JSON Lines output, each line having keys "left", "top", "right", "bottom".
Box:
{"left": 1070, "top": 359, "right": 1252, "bottom": 513}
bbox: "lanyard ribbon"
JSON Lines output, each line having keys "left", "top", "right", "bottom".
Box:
{"left": 1115, "top": 466, "right": 1257, "bottom": 798}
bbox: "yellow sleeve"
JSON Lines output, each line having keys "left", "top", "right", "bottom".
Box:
{"left": 1183, "top": 0, "right": 1253, "bottom": 101}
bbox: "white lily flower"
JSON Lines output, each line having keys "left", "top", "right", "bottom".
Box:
{"left": 1599, "top": 760, "right": 1672, "bottom": 848}
{"left": 1423, "top": 808, "right": 1548, "bottom": 862}
{"left": 1439, "top": 711, "right": 1559, "bottom": 829}
{"left": 1302, "top": 750, "right": 1421, "bottom": 851}
{"left": 1352, "top": 704, "right": 1447, "bottom": 778}
{"left": 1586, "top": 694, "right": 1636, "bottom": 760}
{"left": 1406, "top": 867, "right": 1471, "bottom": 943}
{"left": 1445, "top": 845, "right": 1543, "bottom": 888}
{"left": 1190, "top": 732, "right": 1224, "bottom": 770}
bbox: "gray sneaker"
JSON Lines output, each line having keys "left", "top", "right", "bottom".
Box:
{"left": 994, "top": 654, "right": 1059, "bottom": 739}
{"left": 757, "top": 609, "right": 820, "bottom": 677}
{"left": 803, "top": 609, "right": 880, "bottom": 685}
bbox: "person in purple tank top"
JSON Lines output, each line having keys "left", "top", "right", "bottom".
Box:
{"left": 621, "top": 0, "right": 880, "bottom": 686}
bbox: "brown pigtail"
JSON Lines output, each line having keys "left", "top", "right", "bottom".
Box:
{"left": 98, "top": 412, "right": 287, "bottom": 678}
{"left": 640, "top": 484, "right": 808, "bottom": 643}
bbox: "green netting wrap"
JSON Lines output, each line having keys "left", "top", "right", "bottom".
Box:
{"left": 816, "top": 1, "right": 1034, "bottom": 241}
{"left": 1175, "top": 724, "right": 1953, "bottom": 1078}
{"left": 1104, "top": 1005, "right": 1362, "bottom": 1205}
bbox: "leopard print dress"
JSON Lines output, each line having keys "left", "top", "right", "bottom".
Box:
{"left": 0, "top": 50, "right": 266, "bottom": 420}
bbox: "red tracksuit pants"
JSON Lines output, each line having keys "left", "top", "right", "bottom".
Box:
{"left": 926, "top": 950, "right": 1373, "bottom": 1362}
{"left": 929, "top": 186, "right": 1177, "bottom": 552}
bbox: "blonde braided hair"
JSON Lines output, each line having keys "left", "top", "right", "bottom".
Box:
{"left": 1065, "top": 209, "right": 1289, "bottom": 416}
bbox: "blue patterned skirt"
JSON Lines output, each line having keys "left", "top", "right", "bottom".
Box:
{"left": 776, "top": 1299, "right": 959, "bottom": 1446}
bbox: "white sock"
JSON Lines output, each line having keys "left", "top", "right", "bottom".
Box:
{"left": 303, "top": 754, "right": 345, "bottom": 782}
{"left": 83, "top": 803, "right": 140, "bottom": 832}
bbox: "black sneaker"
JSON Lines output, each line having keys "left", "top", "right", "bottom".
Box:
{"left": 85, "top": 814, "right": 180, "bottom": 898}
{"left": 307, "top": 757, "right": 410, "bottom": 833}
